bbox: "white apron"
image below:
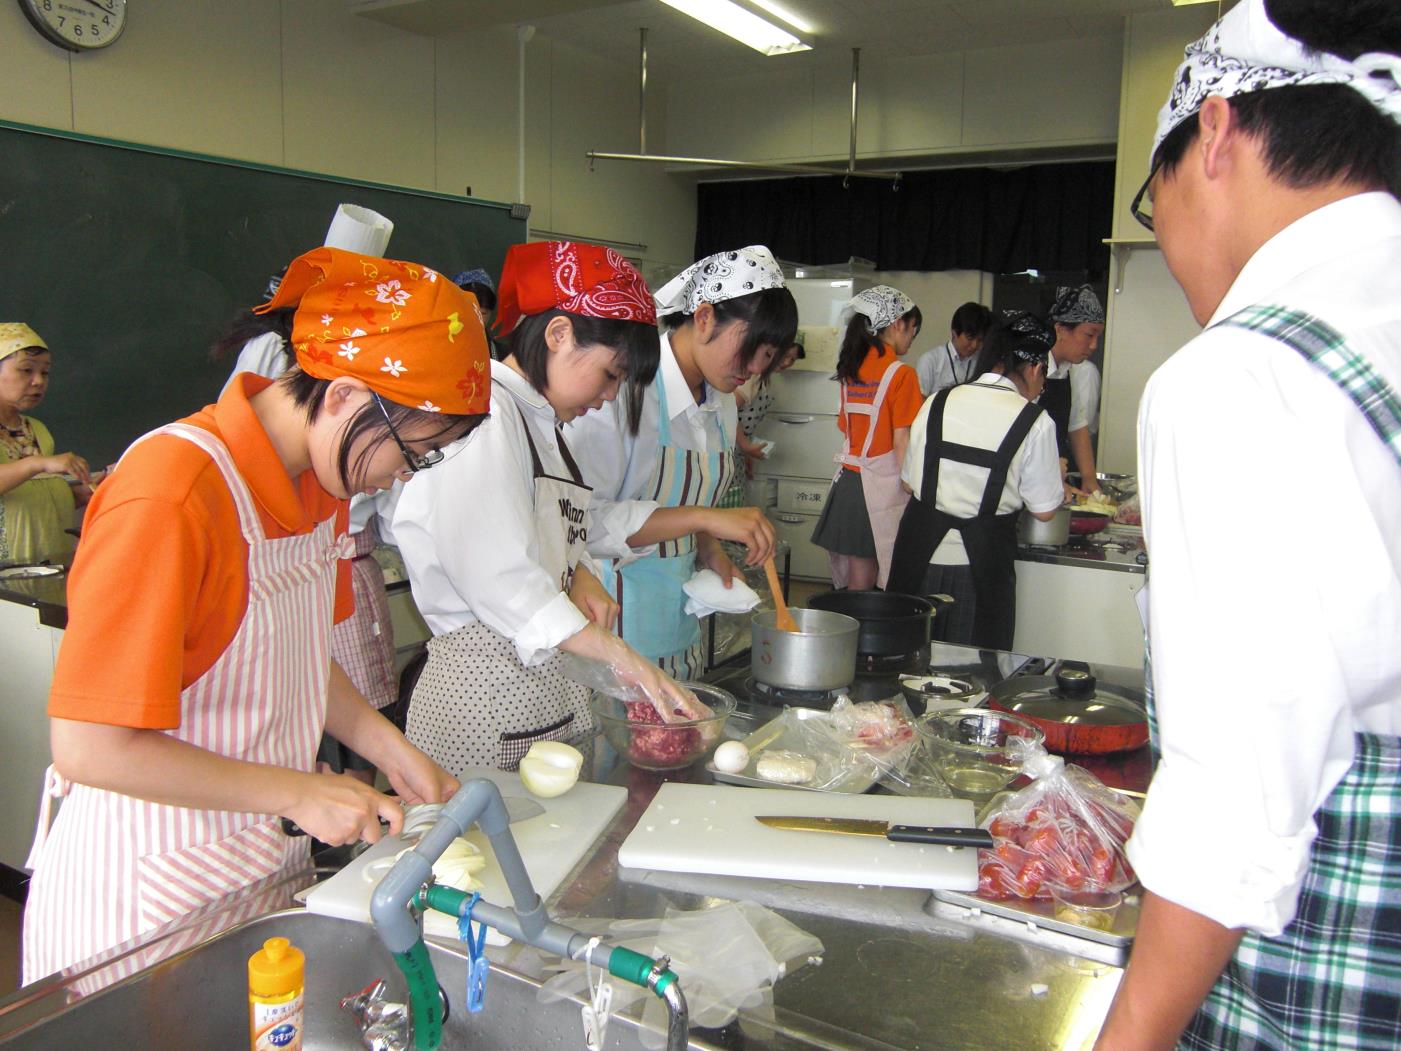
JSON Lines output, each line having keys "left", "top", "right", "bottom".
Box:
{"left": 829, "top": 359, "right": 912, "bottom": 590}
{"left": 22, "top": 423, "right": 348, "bottom": 985}
{"left": 406, "top": 412, "right": 595, "bottom": 776}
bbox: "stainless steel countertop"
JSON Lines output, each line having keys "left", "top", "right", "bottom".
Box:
{"left": 3, "top": 645, "right": 1144, "bottom": 1050}
{"left": 1017, "top": 526, "right": 1147, "bottom": 576}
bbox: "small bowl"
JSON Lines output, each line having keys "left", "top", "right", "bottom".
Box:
{"left": 590, "top": 683, "right": 736, "bottom": 771}
{"left": 1051, "top": 888, "right": 1123, "bottom": 931}
{"left": 915, "top": 708, "right": 1045, "bottom": 799}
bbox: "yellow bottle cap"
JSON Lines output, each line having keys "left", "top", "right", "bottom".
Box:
{"left": 248, "top": 936, "right": 304, "bottom": 998}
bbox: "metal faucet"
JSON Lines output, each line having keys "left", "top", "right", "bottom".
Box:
{"left": 370, "top": 777, "right": 689, "bottom": 1051}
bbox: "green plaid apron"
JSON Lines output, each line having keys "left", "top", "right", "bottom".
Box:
{"left": 1143, "top": 305, "right": 1401, "bottom": 1050}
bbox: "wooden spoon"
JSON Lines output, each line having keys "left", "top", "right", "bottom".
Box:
{"left": 763, "top": 556, "right": 800, "bottom": 633}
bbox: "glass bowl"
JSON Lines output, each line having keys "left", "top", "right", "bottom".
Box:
{"left": 915, "top": 707, "right": 1045, "bottom": 799}
{"left": 590, "top": 682, "right": 736, "bottom": 771}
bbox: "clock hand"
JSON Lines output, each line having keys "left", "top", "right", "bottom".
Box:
{"left": 78, "top": 0, "right": 116, "bottom": 15}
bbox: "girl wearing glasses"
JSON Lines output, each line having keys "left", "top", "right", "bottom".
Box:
{"left": 391, "top": 242, "right": 705, "bottom": 777}
{"left": 23, "top": 247, "right": 486, "bottom": 984}
{"left": 212, "top": 205, "right": 403, "bottom": 786}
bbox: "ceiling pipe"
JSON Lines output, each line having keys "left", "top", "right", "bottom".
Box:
{"left": 587, "top": 31, "right": 901, "bottom": 186}
{"left": 517, "top": 23, "right": 536, "bottom": 213}
{"left": 639, "top": 27, "right": 648, "bottom": 155}
{"left": 847, "top": 47, "right": 860, "bottom": 187}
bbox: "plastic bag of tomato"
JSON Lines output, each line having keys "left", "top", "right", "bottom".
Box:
{"left": 977, "top": 740, "right": 1141, "bottom": 900}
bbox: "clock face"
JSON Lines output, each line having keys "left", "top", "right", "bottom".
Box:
{"left": 19, "top": 0, "right": 127, "bottom": 51}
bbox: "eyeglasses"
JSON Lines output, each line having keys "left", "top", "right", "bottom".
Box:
{"left": 1130, "top": 157, "right": 1161, "bottom": 233}
{"left": 372, "top": 393, "right": 444, "bottom": 474}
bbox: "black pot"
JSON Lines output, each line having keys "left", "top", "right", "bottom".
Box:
{"left": 808, "top": 589, "right": 933, "bottom": 659}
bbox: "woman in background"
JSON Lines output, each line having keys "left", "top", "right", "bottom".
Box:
{"left": 810, "top": 285, "right": 923, "bottom": 590}
{"left": 734, "top": 338, "right": 804, "bottom": 476}
{"left": 393, "top": 241, "right": 702, "bottom": 777}
{"left": 567, "top": 246, "right": 795, "bottom": 679}
{"left": 0, "top": 324, "right": 93, "bottom": 565}
{"left": 888, "top": 312, "right": 1062, "bottom": 649}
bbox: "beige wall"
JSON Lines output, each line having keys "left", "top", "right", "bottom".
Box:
{"left": 1098, "top": 7, "right": 1219, "bottom": 474}
{"left": 665, "top": 35, "right": 1124, "bottom": 165}
{"left": 0, "top": 0, "right": 697, "bottom": 267}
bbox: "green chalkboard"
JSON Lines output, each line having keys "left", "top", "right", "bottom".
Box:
{"left": 0, "top": 119, "right": 526, "bottom": 465}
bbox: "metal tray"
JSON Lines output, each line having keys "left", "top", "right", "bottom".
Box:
{"left": 927, "top": 788, "right": 1145, "bottom": 962}
{"left": 705, "top": 707, "right": 878, "bottom": 793}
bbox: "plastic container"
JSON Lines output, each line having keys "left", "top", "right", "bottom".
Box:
{"left": 1051, "top": 889, "right": 1124, "bottom": 931}
{"left": 591, "top": 683, "right": 736, "bottom": 771}
{"left": 249, "top": 935, "right": 305, "bottom": 1051}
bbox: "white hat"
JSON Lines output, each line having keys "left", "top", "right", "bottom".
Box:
{"left": 323, "top": 204, "right": 394, "bottom": 256}
{"left": 846, "top": 285, "right": 916, "bottom": 334}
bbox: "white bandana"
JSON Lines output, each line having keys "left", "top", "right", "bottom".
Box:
{"left": 1152, "top": 0, "right": 1401, "bottom": 167}
{"left": 846, "top": 284, "right": 915, "bottom": 334}
{"left": 653, "top": 246, "right": 786, "bottom": 315}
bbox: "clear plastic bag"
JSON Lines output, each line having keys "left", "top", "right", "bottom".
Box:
{"left": 1113, "top": 493, "right": 1142, "bottom": 526}
{"left": 538, "top": 902, "right": 822, "bottom": 1048}
{"left": 976, "top": 738, "right": 1140, "bottom": 900}
{"left": 743, "top": 697, "right": 923, "bottom": 792}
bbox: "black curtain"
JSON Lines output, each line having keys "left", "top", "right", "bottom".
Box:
{"left": 694, "top": 161, "right": 1114, "bottom": 274}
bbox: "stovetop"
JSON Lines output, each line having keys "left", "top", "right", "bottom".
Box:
{"left": 704, "top": 640, "right": 1047, "bottom": 717}
{"left": 1017, "top": 525, "right": 1148, "bottom": 574}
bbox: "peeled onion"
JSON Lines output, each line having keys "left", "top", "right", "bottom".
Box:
{"left": 518, "top": 741, "right": 584, "bottom": 798}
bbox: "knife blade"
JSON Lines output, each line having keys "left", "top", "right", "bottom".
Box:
{"left": 755, "top": 815, "right": 994, "bottom": 849}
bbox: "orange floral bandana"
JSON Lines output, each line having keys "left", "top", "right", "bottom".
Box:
{"left": 254, "top": 246, "right": 491, "bottom": 415}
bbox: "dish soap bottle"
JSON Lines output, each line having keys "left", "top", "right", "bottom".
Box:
{"left": 248, "top": 935, "right": 304, "bottom": 1050}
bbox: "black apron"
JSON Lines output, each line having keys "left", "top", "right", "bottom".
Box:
{"left": 1040, "top": 370, "right": 1072, "bottom": 459}
{"left": 887, "top": 385, "right": 1044, "bottom": 650}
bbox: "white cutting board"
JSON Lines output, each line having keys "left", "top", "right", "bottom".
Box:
{"left": 301, "top": 768, "right": 625, "bottom": 945}
{"left": 618, "top": 782, "right": 980, "bottom": 892}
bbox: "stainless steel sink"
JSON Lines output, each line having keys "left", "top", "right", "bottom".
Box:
{"left": 0, "top": 910, "right": 700, "bottom": 1050}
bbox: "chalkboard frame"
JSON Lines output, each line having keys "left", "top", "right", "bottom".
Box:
{"left": 0, "top": 118, "right": 526, "bottom": 465}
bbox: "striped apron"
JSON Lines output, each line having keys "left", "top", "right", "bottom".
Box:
{"left": 330, "top": 523, "right": 396, "bottom": 711}
{"left": 608, "top": 375, "right": 733, "bottom": 681}
{"left": 1144, "top": 306, "right": 1401, "bottom": 1050}
{"left": 22, "top": 423, "right": 348, "bottom": 985}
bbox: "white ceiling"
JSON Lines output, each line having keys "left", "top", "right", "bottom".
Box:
{"left": 353, "top": 0, "right": 1211, "bottom": 77}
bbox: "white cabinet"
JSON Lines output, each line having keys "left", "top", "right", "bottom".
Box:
{"left": 0, "top": 601, "right": 63, "bottom": 872}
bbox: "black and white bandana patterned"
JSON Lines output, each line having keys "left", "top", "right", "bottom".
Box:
{"left": 845, "top": 284, "right": 916, "bottom": 335}
{"left": 1000, "top": 310, "right": 1055, "bottom": 366}
{"left": 653, "top": 245, "right": 786, "bottom": 316}
{"left": 1049, "top": 285, "right": 1104, "bottom": 326}
{"left": 1152, "top": 0, "right": 1401, "bottom": 167}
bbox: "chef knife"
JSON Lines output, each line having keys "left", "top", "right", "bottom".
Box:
{"left": 756, "top": 815, "right": 994, "bottom": 849}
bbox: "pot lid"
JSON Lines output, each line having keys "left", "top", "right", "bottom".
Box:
{"left": 990, "top": 664, "right": 1147, "bottom": 728}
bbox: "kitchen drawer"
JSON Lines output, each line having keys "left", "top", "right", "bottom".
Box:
{"left": 767, "top": 369, "right": 840, "bottom": 414}
{"left": 776, "top": 477, "right": 830, "bottom": 514}
{"left": 754, "top": 412, "right": 841, "bottom": 479}
{"left": 769, "top": 509, "right": 833, "bottom": 581}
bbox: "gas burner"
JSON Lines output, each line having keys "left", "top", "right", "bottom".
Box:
{"left": 745, "top": 677, "right": 847, "bottom": 709}
{"left": 857, "top": 645, "right": 931, "bottom": 676}
{"left": 1023, "top": 543, "right": 1062, "bottom": 553}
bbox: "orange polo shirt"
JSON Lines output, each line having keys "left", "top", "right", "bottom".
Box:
{"left": 838, "top": 345, "right": 923, "bottom": 471}
{"left": 49, "top": 374, "right": 352, "bottom": 730}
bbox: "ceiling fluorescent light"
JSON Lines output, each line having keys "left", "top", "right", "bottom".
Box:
{"left": 1170, "top": 0, "right": 1220, "bottom": 5}
{"left": 658, "top": 0, "right": 812, "bottom": 56}
{"left": 748, "top": 0, "right": 813, "bottom": 35}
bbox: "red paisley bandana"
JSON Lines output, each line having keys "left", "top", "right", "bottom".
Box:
{"left": 495, "top": 241, "right": 656, "bottom": 335}
{"left": 255, "top": 247, "right": 491, "bottom": 415}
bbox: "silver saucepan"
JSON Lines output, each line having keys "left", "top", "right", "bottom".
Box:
{"left": 1017, "top": 505, "right": 1070, "bottom": 546}
{"left": 751, "top": 607, "right": 860, "bottom": 692}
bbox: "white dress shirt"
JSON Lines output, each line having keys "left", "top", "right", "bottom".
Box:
{"left": 1129, "top": 191, "right": 1401, "bottom": 936}
{"left": 901, "top": 374, "right": 1062, "bottom": 564}
{"left": 914, "top": 340, "right": 978, "bottom": 397}
{"left": 391, "top": 360, "right": 593, "bottom": 666}
{"left": 565, "top": 329, "right": 738, "bottom": 562}
{"left": 1044, "top": 355, "right": 1101, "bottom": 434}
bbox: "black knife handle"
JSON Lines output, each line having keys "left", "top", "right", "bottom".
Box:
{"left": 887, "top": 825, "right": 994, "bottom": 849}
